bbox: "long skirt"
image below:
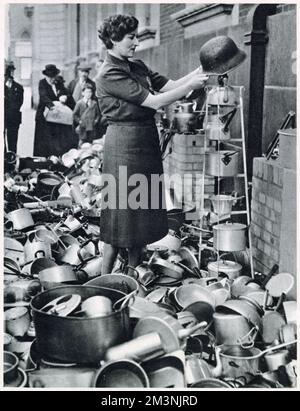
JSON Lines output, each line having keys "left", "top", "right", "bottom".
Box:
{"left": 33, "top": 117, "right": 78, "bottom": 157}
{"left": 100, "top": 120, "right": 168, "bottom": 248}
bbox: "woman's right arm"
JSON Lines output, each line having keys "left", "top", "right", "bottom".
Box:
{"left": 141, "top": 73, "right": 208, "bottom": 111}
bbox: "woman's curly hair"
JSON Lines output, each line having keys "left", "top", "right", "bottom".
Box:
{"left": 98, "top": 14, "right": 139, "bottom": 49}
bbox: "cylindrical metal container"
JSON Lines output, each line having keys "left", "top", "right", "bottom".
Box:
{"left": 213, "top": 223, "right": 247, "bottom": 252}
{"left": 213, "top": 312, "right": 255, "bottom": 346}
{"left": 31, "top": 285, "right": 131, "bottom": 364}
{"left": 206, "top": 151, "right": 239, "bottom": 176}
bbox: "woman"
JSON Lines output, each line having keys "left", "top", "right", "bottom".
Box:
{"left": 33, "top": 65, "right": 78, "bottom": 157}
{"left": 97, "top": 15, "right": 208, "bottom": 274}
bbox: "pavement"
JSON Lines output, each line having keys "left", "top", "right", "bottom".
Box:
{"left": 17, "top": 87, "right": 35, "bottom": 157}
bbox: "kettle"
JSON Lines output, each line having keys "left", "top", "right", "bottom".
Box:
{"left": 185, "top": 347, "right": 222, "bottom": 385}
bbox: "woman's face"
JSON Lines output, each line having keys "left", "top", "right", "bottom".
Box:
{"left": 112, "top": 30, "right": 139, "bottom": 59}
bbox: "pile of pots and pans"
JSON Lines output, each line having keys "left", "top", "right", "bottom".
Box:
{"left": 3, "top": 147, "right": 297, "bottom": 389}
{"left": 3, "top": 215, "right": 297, "bottom": 388}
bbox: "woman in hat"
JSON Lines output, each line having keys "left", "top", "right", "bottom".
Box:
{"left": 33, "top": 64, "right": 78, "bottom": 157}
{"left": 97, "top": 14, "right": 208, "bottom": 275}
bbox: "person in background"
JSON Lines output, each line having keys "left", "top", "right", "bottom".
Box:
{"left": 93, "top": 58, "right": 104, "bottom": 82}
{"left": 68, "top": 63, "right": 96, "bottom": 103}
{"left": 33, "top": 64, "right": 78, "bottom": 157}
{"left": 54, "top": 75, "right": 76, "bottom": 110}
{"left": 73, "top": 83, "right": 100, "bottom": 145}
{"left": 4, "top": 61, "right": 24, "bottom": 153}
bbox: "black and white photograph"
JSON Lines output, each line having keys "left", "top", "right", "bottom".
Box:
{"left": 1, "top": 1, "right": 298, "bottom": 392}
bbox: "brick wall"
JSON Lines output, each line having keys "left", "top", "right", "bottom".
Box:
{"left": 251, "top": 157, "right": 296, "bottom": 298}
{"left": 160, "top": 3, "right": 184, "bottom": 44}
{"left": 163, "top": 132, "right": 214, "bottom": 206}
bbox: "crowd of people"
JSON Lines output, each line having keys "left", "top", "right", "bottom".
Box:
{"left": 4, "top": 59, "right": 107, "bottom": 157}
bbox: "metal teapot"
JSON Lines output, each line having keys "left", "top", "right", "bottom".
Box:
{"left": 185, "top": 347, "right": 223, "bottom": 385}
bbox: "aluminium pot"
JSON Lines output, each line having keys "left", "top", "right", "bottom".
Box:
{"left": 38, "top": 265, "right": 82, "bottom": 289}
{"left": 206, "top": 150, "right": 239, "bottom": 177}
{"left": 208, "top": 260, "right": 242, "bottom": 280}
{"left": 213, "top": 312, "right": 258, "bottom": 346}
{"left": 210, "top": 195, "right": 236, "bottom": 216}
{"left": 213, "top": 223, "right": 247, "bottom": 252}
{"left": 30, "top": 285, "right": 131, "bottom": 364}
{"left": 219, "top": 346, "right": 261, "bottom": 379}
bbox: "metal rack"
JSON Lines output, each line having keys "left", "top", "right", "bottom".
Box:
{"left": 198, "top": 83, "right": 254, "bottom": 278}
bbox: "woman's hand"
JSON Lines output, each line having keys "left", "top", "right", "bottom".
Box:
{"left": 186, "top": 73, "right": 209, "bottom": 91}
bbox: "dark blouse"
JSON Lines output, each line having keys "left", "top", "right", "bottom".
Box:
{"left": 96, "top": 53, "right": 169, "bottom": 123}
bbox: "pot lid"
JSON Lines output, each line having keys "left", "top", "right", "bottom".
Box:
{"left": 213, "top": 223, "right": 247, "bottom": 231}
{"left": 208, "top": 260, "right": 242, "bottom": 272}
{"left": 265, "top": 273, "right": 295, "bottom": 297}
{"left": 40, "top": 294, "right": 81, "bottom": 317}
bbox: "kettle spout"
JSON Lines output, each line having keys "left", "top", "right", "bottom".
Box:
{"left": 211, "top": 347, "right": 223, "bottom": 378}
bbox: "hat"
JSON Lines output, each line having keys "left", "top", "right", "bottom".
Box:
{"left": 200, "top": 36, "right": 247, "bottom": 76}
{"left": 42, "top": 64, "right": 60, "bottom": 77}
{"left": 77, "top": 63, "right": 92, "bottom": 72}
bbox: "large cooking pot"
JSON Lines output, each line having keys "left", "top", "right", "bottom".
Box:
{"left": 207, "top": 260, "right": 242, "bottom": 280}
{"left": 30, "top": 285, "right": 131, "bottom": 364}
{"left": 206, "top": 150, "right": 239, "bottom": 177}
{"left": 213, "top": 223, "right": 247, "bottom": 252}
{"left": 213, "top": 312, "right": 259, "bottom": 347}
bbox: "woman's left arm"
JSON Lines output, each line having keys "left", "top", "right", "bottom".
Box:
{"left": 159, "top": 67, "right": 202, "bottom": 92}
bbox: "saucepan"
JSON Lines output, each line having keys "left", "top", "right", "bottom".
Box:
{"left": 38, "top": 265, "right": 83, "bottom": 289}
{"left": 206, "top": 150, "right": 239, "bottom": 177}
